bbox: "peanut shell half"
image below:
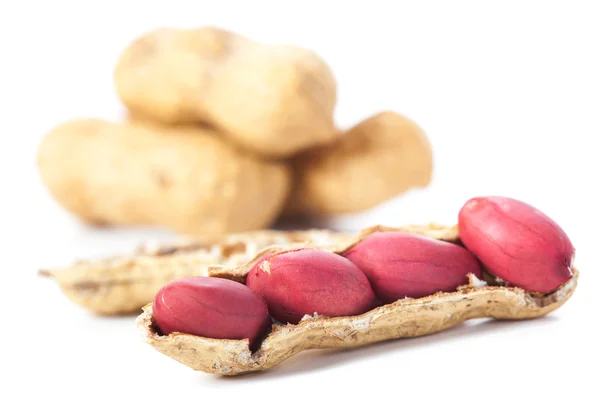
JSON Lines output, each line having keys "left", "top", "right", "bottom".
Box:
{"left": 136, "top": 224, "right": 578, "bottom": 376}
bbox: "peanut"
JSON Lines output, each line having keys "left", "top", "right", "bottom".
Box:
{"left": 137, "top": 222, "right": 578, "bottom": 376}
{"left": 152, "top": 277, "right": 271, "bottom": 350}
{"left": 343, "top": 231, "right": 482, "bottom": 302}
{"left": 285, "top": 111, "right": 432, "bottom": 216}
{"left": 246, "top": 248, "right": 377, "bottom": 324}
{"left": 114, "top": 27, "right": 338, "bottom": 158}
{"left": 37, "top": 119, "right": 290, "bottom": 235}
{"left": 458, "top": 196, "right": 574, "bottom": 292}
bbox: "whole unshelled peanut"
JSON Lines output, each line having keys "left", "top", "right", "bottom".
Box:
{"left": 153, "top": 277, "right": 271, "bottom": 350}
{"left": 343, "top": 232, "right": 482, "bottom": 302}
{"left": 246, "top": 249, "right": 377, "bottom": 324}
{"left": 458, "top": 196, "right": 574, "bottom": 293}
{"left": 37, "top": 119, "right": 290, "bottom": 235}
{"left": 115, "top": 27, "right": 338, "bottom": 158}
{"left": 285, "top": 112, "right": 432, "bottom": 216}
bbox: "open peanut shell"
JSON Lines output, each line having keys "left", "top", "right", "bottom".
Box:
{"left": 136, "top": 224, "right": 578, "bottom": 376}
{"left": 39, "top": 229, "right": 355, "bottom": 314}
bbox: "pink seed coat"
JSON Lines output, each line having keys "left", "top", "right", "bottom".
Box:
{"left": 153, "top": 277, "right": 271, "bottom": 350}
{"left": 344, "top": 231, "right": 482, "bottom": 303}
{"left": 458, "top": 196, "right": 574, "bottom": 293}
{"left": 246, "top": 248, "right": 377, "bottom": 324}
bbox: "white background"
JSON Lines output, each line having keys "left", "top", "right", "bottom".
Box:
{"left": 1, "top": 1, "right": 599, "bottom": 399}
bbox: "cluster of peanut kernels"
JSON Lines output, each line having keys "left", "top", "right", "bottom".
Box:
{"left": 37, "top": 27, "right": 433, "bottom": 235}
{"left": 152, "top": 196, "right": 575, "bottom": 350}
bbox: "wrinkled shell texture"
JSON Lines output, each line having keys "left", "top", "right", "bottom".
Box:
{"left": 344, "top": 231, "right": 482, "bottom": 302}
{"left": 246, "top": 249, "right": 377, "bottom": 323}
{"left": 459, "top": 196, "right": 574, "bottom": 292}
{"left": 115, "top": 27, "right": 338, "bottom": 157}
{"left": 40, "top": 229, "right": 354, "bottom": 314}
{"left": 285, "top": 111, "right": 433, "bottom": 215}
{"left": 37, "top": 119, "right": 290, "bottom": 235}
{"left": 137, "top": 224, "right": 578, "bottom": 375}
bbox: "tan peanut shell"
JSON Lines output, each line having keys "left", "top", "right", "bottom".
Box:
{"left": 285, "top": 112, "right": 433, "bottom": 216}
{"left": 136, "top": 224, "right": 578, "bottom": 376}
{"left": 114, "top": 27, "right": 338, "bottom": 158}
{"left": 37, "top": 119, "right": 290, "bottom": 236}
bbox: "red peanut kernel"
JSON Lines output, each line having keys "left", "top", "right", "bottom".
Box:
{"left": 458, "top": 196, "right": 574, "bottom": 293}
{"left": 343, "top": 231, "right": 482, "bottom": 303}
{"left": 153, "top": 277, "right": 271, "bottom": 351}
{"left": 246, "top": 248, "right": 377, "bottom": 324}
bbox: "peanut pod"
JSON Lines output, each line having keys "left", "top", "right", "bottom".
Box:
{"left": 37, "top": 119, "right": 291, "bottom": 234}
{"left": 136, "top": 224, "right": 578, "bottom": 376}
{"left": 115, "top": 27, "right": 337, "bottom": 158}
{"left": 285, "top": 112, "right": 433, "bottom": 216}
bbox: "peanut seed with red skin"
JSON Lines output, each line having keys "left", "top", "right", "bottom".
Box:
{"left": 246, "top": 248, "right": 378, "bottom": 324}
{"left": 343, "top": 231, "right": 482, "bottom": 303}
{"left": 153, "top": 277, "right": 271, "bottom": 351}
{"left": 458, "top": 196, "right": 574, "bottom": 293}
